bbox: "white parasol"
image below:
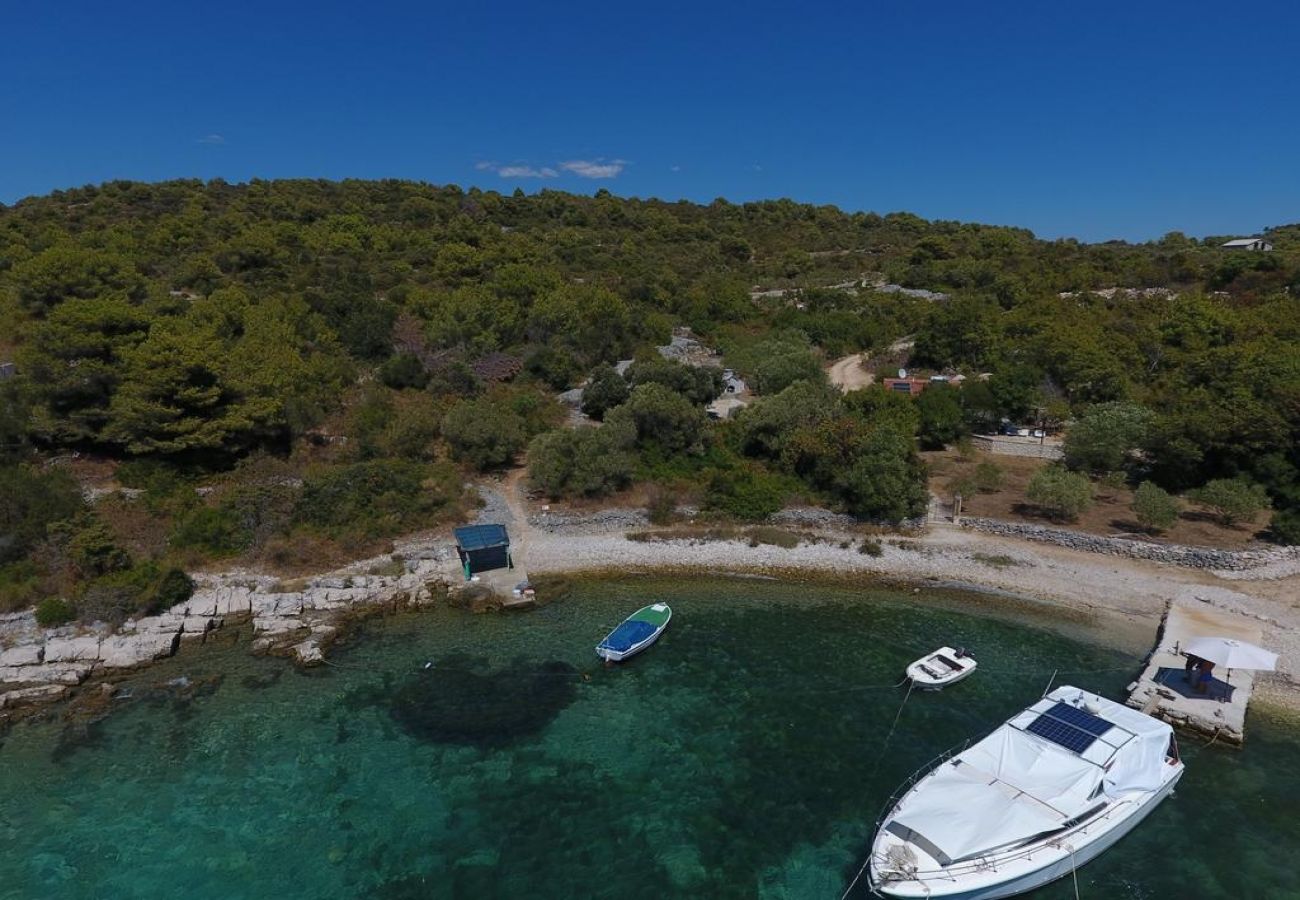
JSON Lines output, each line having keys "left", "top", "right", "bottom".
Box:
{"left": 1182, "top": 637, "right": 1277, "bottom": 671}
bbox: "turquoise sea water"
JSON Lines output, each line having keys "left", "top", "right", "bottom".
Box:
{"left": 0, "top": 576, "right": 1296, "bottom": 899}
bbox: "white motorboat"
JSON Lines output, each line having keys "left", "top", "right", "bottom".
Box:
{"left": 906, "top": 647, "right": 977, "bottom": 690}
{"left": 869, "top": 686, "right": 1183, "bottom": 899}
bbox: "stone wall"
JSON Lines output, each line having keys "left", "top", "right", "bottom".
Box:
{"left": 958, "top": 517, "right": 1298, "bottom": 571}
{"left": 969, "top": 435, "right": 1064, "bottom": 460}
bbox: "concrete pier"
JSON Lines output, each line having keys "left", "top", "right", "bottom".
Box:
{"left": 1126, "top": 601, "right": 1262, "bottom": 747}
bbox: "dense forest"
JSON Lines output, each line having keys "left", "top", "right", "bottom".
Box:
{"left": 2, "top": 179, "right": 1298, "bottom": 623}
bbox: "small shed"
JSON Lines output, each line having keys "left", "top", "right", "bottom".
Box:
{"left": 453, "top": 524, "right": 512, "bottom": 579}
{"left": 1221, "top": 238, "right": 1273, "bottom": 252}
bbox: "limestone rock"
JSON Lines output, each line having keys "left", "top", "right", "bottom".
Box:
{"left": 43, "top": 635, "right": 102, "bottom": 663}
{"left": 0, "top": 644, "right": 43, "bottom": 667}
{"left": 0, "top": 684, "right": 67, "bottom": 707}
{"left": 0, "top": 662, "right": 93, "bottom": 685}
{"left": 99, "top": 632, "right": 180, "bottom": 669}
{"left": 180, "top": 617, "right": 215, "bottom": 640}
{"left": 252, "top": 616, "right": 305, "bottom": 636}
{"left": 130, "top": 614, "right": 185, "bottom": 634}
{"left": 213, "top": 586, "right": 253, "bottom": 615}
{"left": 291, "top": 640, "right": 325, "bottom": 666}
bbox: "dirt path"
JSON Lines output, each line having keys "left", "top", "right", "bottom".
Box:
{"left": 827, "top": 353, "right": 873, "bottom": 392}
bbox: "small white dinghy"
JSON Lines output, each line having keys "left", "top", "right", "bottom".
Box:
{"left": 906, "top": 647, "right": 976, "bottom": 690}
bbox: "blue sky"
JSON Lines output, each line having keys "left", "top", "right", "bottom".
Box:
{"left": 2, "top": 0, "right": 1296, "bottom": 241}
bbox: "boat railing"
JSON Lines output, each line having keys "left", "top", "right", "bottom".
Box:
{"left": 869, "top": 737, "right": 971, "bottom": 836}
{"left": 887, "top": 796, "right": 1137, "bottom": 881}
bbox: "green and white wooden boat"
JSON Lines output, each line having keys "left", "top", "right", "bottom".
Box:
{"left": 596, "top": 603, "right": 672, "bottom": 662}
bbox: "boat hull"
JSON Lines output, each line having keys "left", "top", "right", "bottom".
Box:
{"left": 905, "top": 647, "right": 977, "bottom": 690}
{"left": 595, "top": 626, "right": 665, "bottom": 662}
{"left": 875, "top": 767, "right": 1183, "bottom": 899}
{"left": 595, "top": 604, "right": 672, "bottom": 663}
{"left": 905, "top": 662, "right": 976, "bottom": 690}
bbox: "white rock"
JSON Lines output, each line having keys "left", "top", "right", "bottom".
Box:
{"left": 43, "top": 635, "right": 102, "bottom": 663}
{"left": 252, "top": 616, "right": 304, "bottom": 636}
{"left": 291, "top": 641, "right": 324, "bottom": 665}
{"left": 0, "top": 684, "right": 67, "bottom": 707}
{"left": 180, "top": 617, "right": 215, "bottom": 639}
{"left": 0, "top": 662, "right": 93, "bottom": 685}
{"left": 131, "top": 614, "right": 185, "bottom": 634}
{"left": 0, "top": 645, "right": 43, "bottom": 666}
{"left": 99, "top": 633, "right": 180, "bottom": 669}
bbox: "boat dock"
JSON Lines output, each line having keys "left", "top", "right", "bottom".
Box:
{"left": 1126, "top": 602, "right": 1262, "bottom": 746}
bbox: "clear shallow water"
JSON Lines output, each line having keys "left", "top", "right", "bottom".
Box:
{"left": 0, "top": 576, "right": 1296, "bottom": 899}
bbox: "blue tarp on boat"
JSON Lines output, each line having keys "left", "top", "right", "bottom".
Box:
{"left": 599, "top": 620, "right": 658, "bottom": 653}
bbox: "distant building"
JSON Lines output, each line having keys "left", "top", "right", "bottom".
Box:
{"left": 0, "top": 362, "right": 15, "bottom": 380}
{"left": 1221, "top": 238, "right": 1273, "bottom": 251}
{"left": 882, "top": 377, "right": 929, "bottom": 396}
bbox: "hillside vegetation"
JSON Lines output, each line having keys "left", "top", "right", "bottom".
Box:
{"left": 1, "top": 179, "right": 1298, "bottom": 619}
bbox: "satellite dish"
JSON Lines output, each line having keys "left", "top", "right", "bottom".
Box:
{"left": 898, "top": 368, "right": 908, "bottom": 379}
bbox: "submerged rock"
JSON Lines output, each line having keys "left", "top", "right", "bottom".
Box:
{"left": 385, "top": 658, "right": 579, "bottom": 747}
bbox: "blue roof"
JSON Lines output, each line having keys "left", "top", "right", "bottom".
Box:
{"left": 1025, "top": 701, "right": 1113, "bottom": 754}
{"left": 453, "top": 524, "right": 510, "bottom": 551}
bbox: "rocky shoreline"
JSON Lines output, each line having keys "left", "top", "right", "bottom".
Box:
{"left": 0, "top": 537, "right": 465, "bottom": 719}
{"left": 3, "top": 500, "right": 1297, "bottom": 723}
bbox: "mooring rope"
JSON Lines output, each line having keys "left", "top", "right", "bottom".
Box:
{"left": 1068, "top": 842, "right": 1081, "bottom": 899}
{"left": 840, "top": 678, "right": 918, "bottom": 899}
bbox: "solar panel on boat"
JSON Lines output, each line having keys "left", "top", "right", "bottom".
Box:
{"left": 1025, "top": 701, "right": 1113, "bottom": 753}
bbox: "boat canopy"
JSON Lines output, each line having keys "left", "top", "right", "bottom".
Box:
{"left": 890, "top": 687, "right": 1172, "bottom": 864}
{"left": 599, "top": 620, "right": 658, "bottom": 653}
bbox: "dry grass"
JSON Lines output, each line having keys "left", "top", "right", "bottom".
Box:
{"left": 627, "top": 525, "right": 811, "bottom": 549}
{"left": 925, "top": 449, "right": 1271, "bottom": 549}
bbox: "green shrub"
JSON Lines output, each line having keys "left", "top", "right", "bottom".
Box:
{"left": 581, "top": 365, "right": 630, "bottom": 420}
{"left": 145, "top": 567, "right": 194, "bottom": 616}
{"left": 295, "top": 460, "right": 460, "bottom": 538}
{"left": 1099, "top": 470, "right": 1129, "bottom": 495}
{"left": 377, "top": 353, "right": 429, "bottom": 390}
{"left": 1188, "top": 478, "right": 1270, "bottom": 527}
{"left": 1025, "top": 466, "right": 1094, "bottom": 521}
{"left": 858, "top": 539, "right": 883, "bottom": 557}
{"left": 527, "top": 426, "right": 636, "bottom": 499}
{"left": 915, "top": 383, "right": 966, "bottom": 449}
{"left": 605, "top": 383, "right": 707, "bottom": 453}
{"left": 1270, "top": 508, "right": 1300, "bottom": 546}
{"left": 171, "top": 505, "right": 250, "bottom": 557}
{"left": 704, "top": 467, "right": 787, "bottom": 521}
{"left": 955, "top": 460, "right": 1003, "bottom": 496}
{"left": 35, "top": 597, "right": 75, "bottom": 627}
{"left": 67, "top": 517, "right": 132, "bottom": 577}
{"left": 1063, "top": 402, "right": 1156, "bottom": 475}
{"left": 625, "top": 357, "right": 722, "bottom": 406}
{"left": 441, "top": 396, "right": 526, "bottom": 470}
{"left": 1132, "top": 481, "right": 1179, "bottom": 533}
{"left": 0, "top": 464, "right": 84, "bottom": 564}
{"left": 0, "top": 561, "right": 43, "bottom": 614}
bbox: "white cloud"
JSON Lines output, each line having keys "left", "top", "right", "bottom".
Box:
{"left": 670, "top": 165, "right": 682, "bottom": 173}
{"left": 197, "top": 134, "right": 226, "bottom": 145}
{"left": 477, "top": 161, "right": 558, "bottom": 179}
{"left": 560, "top": 159, "right": 626, "bottom": 179}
